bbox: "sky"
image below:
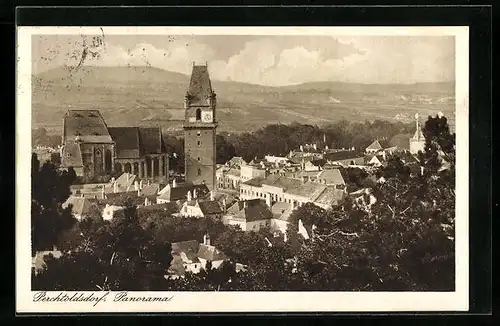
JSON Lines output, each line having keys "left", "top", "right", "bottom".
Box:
{"left": 32, "top": 34, "right": 455, "bottom": 86}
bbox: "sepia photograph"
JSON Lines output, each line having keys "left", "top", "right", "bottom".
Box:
{"left": 16, "top": 26, "right": 469, "bottom": 312}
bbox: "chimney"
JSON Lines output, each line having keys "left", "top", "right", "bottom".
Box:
{"left": 134, "top": 180, "right": 139, "bottom": 191}
{"left": 265, "top": 194, "right": 271, "bottom": 208}
{"left": 210, "top": 190, "right": 215, "bottom": 201}
{"left": 291, "top": 200, "right": 295, "bottom": 210}
{"left": 147, "top": 179, "right": 151, "bottom": 186}
{"left": 113, "top": 181, "right": 118, "bottom": 193}
{"left": 193, "top": 188, "right": 197, "bottom": 199}
{"left": 139, "top": 179, "right": 143, "bottom": 190}
{"left": 144, "top": 196, "right": 148, "bottom": 206}
{"left": 101, "top": 185, "right": 105, "bottom": 199}
{"left": 187, "top": 190, "right": 192, "bottom": 202}
{"left": 203, "top": 233, "right": 211, "bottom": 246}
{"left": 172, "top": 178, "right": 177, "bottom": 188}
{"left": 243, "top": 200, "right": 248, "bottom": 209}
{"left": 126, "top": 173, "right": 129, "bottom": 183}
{"left": 222, "top": 198, "right": 227, "bottom": 212}
{"left": 300, "top": 145, "right": 304, "bottom": 152}
{"left": 111, "top": 177, "right": 115, "bottom": 183}
{"left": 313, "top": 143, "right": 317, "bottom": 150}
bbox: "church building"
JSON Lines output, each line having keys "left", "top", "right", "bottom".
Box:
{"left": 60, "top": 110, "right": 168, "bottom": 183}
{"left": 183, "top": 63, "right": 217, "bottom": 191}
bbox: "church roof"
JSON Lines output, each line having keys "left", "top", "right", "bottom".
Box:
{"left": 108, "top": 127, "right": 165, "bottom": 159}
{"left": 61, "top": 141, "right": 83, "bottom": 167}
{"left": 63, "top": 110, "right": 113, "bottom": 143}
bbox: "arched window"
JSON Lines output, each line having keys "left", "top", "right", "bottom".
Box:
{"left": 196, "top": 108, "right": 201, "bottom": 121}
{"left": 197, "top": 168, "right": 202, "bottom": 176}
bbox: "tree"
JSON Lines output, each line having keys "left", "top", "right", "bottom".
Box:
{"left": 31, "top": 154, "right": 78, "bottom": 255}
{"left": 33, "top": 200, "right": 173, "bottom": 291}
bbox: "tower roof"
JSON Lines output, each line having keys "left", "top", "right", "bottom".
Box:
{"left": 187, "top": 65, "right": 213, "bottom": 106}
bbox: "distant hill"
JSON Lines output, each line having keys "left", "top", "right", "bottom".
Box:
{"left": 32, "top": 65, "right": 456, "bottom": 135}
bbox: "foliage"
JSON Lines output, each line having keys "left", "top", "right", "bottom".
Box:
{"left": 31, "top": 154, "right": 77, "bottom": 255}
{"left": 33, "top": 200, "right": 173, "bottom": 291}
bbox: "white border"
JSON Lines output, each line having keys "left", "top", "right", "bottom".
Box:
{"left": 16, "top": 26, "right": 469, "bottom": 313}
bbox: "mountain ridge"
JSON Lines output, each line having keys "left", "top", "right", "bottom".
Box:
{"left": 31, "top": 65, "right": 456, "bottom": 135}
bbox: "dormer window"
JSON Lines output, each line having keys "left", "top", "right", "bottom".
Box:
{"left": 92, "top": 132, "right": 100, "bottom": 136}
{"left": 89, "top": 112, "right": 97, "bottom": 117}
{"left": 74, "top": 113, "right": 83, "bottom": 117}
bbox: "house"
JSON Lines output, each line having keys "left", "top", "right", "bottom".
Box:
{"left": 227, "top": 156, "right": 247, "bottom": 168}
{"left": 365, "top": 140, "right": 383, "bottom": 154}
{"left": 166, "top": 235, "right": 228, "bottom": 279}
{"left": 264, "top": 155, "right": 290, "bottom": 165}
{"left": 240, "top": 163, "right": 267, "bottom": 182}
{"left": 223, "top": 199, "right": 274, "bottom": 232}
{"left": 62, "top": 196, "right": 100, "bottom": 220}
{"left": 239, "top": 174, "right": 346, "bottom": 210}
{"left": 104, "top": 172, "right": 138, "bottom": 194}
{"left": 137, "top": 202, "right": 180, "bottom": 217}
{"left": 102, "top": 204, "right": 125, "bottom": 221}
{"left": 157, "top": 181, "right": 210, "bottom": 204}
{"left": 216, "top": 166, "right": 241, "bottom": 190}
{"left": 179, "top": 193, "right": 224, "bottom": 218}
{"left": 270, "top": 201, "right": 295, "bottom": 234}
{"left": 366, "top": 154, "right": 386, "bottom": 167}
{"left": 323, "top": 150, "right": 365, "bottom": 166}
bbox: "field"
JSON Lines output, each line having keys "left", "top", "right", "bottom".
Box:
{"left": 32, "top": 66, "right": 456, "bottom": 134}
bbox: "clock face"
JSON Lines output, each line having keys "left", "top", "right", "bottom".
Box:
{"left": 202, "top": 111, "right": 213, "bottom": 123}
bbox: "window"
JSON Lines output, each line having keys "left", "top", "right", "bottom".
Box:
{"left": 196, "top": 108, "right": 201, "bottom": 121}
{"left": 197, "top": 168, "right": 202, "bottom": 176}
{"left": 197, "top": 157, "right": 200, "bottom": 161}
{"left": 197, "top": 131, "right": 201, "bottom": 136}
{"left": 197, "top": 141, "right": 201, "bottom": 146}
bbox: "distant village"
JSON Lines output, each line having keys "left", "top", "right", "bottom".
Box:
{"left": 32, "top": 63, "right": 433, "bottom": 280}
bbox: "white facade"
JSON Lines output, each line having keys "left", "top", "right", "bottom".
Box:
{"left": 102, "top": 204, "right": 124, "bottom": 221}
{"left": 179, "top": 201, "right": 204, "bottom": 218}
{"left": 240, "top": 164, "right": 267, "bottom": 182}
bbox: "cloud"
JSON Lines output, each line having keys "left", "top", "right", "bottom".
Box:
{"left": 33, "top": 35, "right": 455, "bottom": 85}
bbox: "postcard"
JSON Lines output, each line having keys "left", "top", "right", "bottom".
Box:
{"left": 17, "top": 25, "right": 469, "bottom": 313}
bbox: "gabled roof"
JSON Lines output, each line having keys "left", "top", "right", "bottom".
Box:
{"left": 63, "top": 110, "right": 113, "bottom": 143}
{"left": 198, "top": 200, "right": 223, "bottom": 215}
{"left": 105, "top": 173, "right": 137, "bottom": 193}
{"left": 62, "top": 196, "right": 98, "bottom": 218}
{"left": 187, "top": 65, "right": 214, "bottom": 106}
{"left": 366, "top": 140, "right": 383, "bottom": 151}
{"left": 270, "top": 202, "right": 294, "bottom": 221}
{"left": 242, "top": 177, "right": 266, "bottom": 187}
{"left": 317, "top": 169, "right": 346, "bottom": 185}
{"left": 314, "top": 186, "right": 345, "bottom": 206}
{"left": 197, "top": 244, "right": 227, "bottom": 261}
{"left": 227, "top": 199, "right": 274, "bottom": 222}
{"left": 61, "top": 141, "right": 83, "bottom": 167}
{"left": 228, "top": 156, "right": 246, "bottom": 167}
{"left": 140, "top": 183, "right": 160, "bottom": 197}
{"left": 158, "top": 183, "right": 210, "bottom": 202}
{"left": 287, "top": 181, "right": 328, "bottom": 200}
{"left": 139, "top": 127, "right": 164, "bottom": 154}
{"left": 103, "top": 191, "right": 142, "bottom": 206}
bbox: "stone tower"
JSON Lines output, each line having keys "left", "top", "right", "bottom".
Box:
{"left": 409, "top": 113, "right": 426, "bottom": 154}
{"left": 183, "top": 63, "right": 217, "bottom": 190}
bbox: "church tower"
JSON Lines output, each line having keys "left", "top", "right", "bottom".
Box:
{"left": 183, "top": 63, "right": 217, "bottom": 190}
{"left": 409, "top": 113, "right": 426, "bottom": 154}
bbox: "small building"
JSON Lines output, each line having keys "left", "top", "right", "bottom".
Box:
{"left": 61, "top": 196, "right": 100, "bottom": 220}
{"left": 410, "top": 113, "right": 426, "bottom": 154}
{"left": 365, "top": 140, "right": 383, "bottom": 154}
{"left": 157, "top": 181, "right": 210, "bottom": 204}
{"left": 324, "top": 150, "right": 365, "bottom": 166}
{"left": 223, "top": 199, "right": 274, "bottom": 232}
{"left": 240, "top": 163, "right": 268, "bottom": 183}
{"left": 179, "top": 192, "right": 224, "bottom": 218}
